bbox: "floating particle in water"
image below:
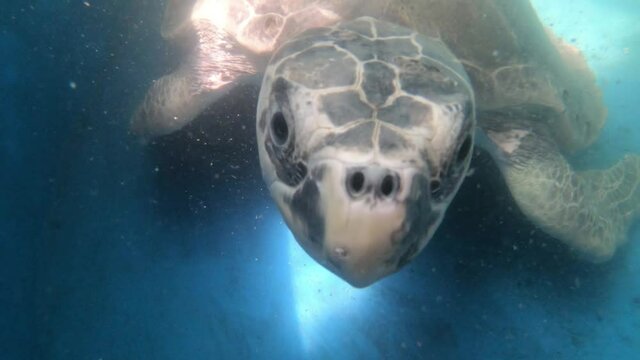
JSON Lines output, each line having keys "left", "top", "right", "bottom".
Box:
{"left": 623, "top": 47, "right": 630, "bottom": 55}
{"left": 69, "top": 81, "right": 77, "bottom": 90}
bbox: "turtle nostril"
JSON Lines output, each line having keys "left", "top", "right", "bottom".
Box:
{"left": 334, "top": 247, "right": 349, "bottom": 259}
{"left": 347, "top": 169, "right": 399, "bottom": 197}
{"left": 380, "top": 174, "right": 397, "bottom": 197}
{"left": 348, "top": 171, "right": 365, "bottom": 195}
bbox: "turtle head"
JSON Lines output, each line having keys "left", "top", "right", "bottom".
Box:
{"left": 256, "top": 18, "right": 475, "bottom": 287}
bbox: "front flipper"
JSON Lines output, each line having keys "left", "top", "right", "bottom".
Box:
{"left": 479, "top": 110, "right": 640, "bottom": 262}
{"left": 131, "top": 20, "right": 257, "bottom": 139}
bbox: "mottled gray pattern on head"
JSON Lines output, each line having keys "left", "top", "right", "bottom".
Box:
{"left": 257, "top": 17, "right": 475, "bottom": 287}
{"left": 267, "top": 17, "right": 472, "bottom": 156}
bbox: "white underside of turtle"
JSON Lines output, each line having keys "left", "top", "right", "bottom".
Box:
{"left": 131, "top": 0, "right": 640, "bottom": 287}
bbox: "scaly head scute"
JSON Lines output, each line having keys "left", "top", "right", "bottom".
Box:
{"left": 257, "top": 17, "right": 475, "bottom": 287}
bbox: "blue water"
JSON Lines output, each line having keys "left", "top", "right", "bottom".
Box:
{"left": 1, "top": 1, "right": 638, "bottom": 359}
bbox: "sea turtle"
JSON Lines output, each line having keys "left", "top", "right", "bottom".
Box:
{"left": 132, "top": 0, "right": 640, "bottom": 287}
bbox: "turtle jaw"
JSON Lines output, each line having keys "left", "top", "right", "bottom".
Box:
{"left": 272, "top": 159, "right": 442, "bottom": 288}
{"left": 319, "top": 179, "right": 409, "bottom": 288}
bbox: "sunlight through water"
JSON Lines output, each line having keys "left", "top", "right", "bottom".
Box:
{"left": 284, "top": 228, "right": 376, "bottom": 353}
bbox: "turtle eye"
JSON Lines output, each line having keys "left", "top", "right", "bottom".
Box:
{"left": 271, "top": 111, "right": 289, "bottom": 145}
{"left": 264, "top": 109, "right": 306, "bottom": 187}
{"left": 456, "top": 135, "right": 472, "bottom": 164}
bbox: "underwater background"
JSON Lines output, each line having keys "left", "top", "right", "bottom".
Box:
{"left": 1, "top": 0, "right": 638, "bottom": 359}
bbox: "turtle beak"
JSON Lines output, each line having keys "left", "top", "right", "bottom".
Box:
{"left": 280, "top": 161, "right": 439, "bottom": 288}
{"left": 322, "top": 196, "right": 407, "bottom": 287}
